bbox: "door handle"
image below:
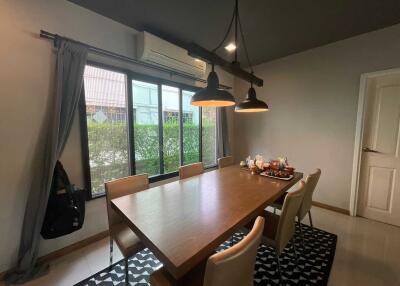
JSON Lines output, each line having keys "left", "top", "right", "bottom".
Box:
{"left": 362, "top": 147, "right": 380, "bottom": 153}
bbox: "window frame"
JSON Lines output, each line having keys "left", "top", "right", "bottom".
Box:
{"left": 80, "top": 61, "right": 217, "bottom": 200}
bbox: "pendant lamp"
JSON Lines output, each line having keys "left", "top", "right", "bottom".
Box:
{"left": 235, "top": 84, "right": 269, "bottom": 112}
{"left": 191, "top": 64, "right": 236, "bottom": 107}
{"left": 191, "top": 0, "right": 269, "bottom": 111}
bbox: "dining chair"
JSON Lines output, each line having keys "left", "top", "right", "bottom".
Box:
{"left": 272, "top": 169, "right": 321, "bottom": 243}
{"left": 179, "top": 162, "right": 204, "bottom": 179}
{"left": 261, "top": 181, "right": 306, "bottom": 282}
{"left": 150, "top": 216, "right": 265, "bottom": 286}
{"left": 105, "top": 174, "right": 148, "bottom": 284}
{"left": 217, "top": 156, "right": 234, "bottom": 169}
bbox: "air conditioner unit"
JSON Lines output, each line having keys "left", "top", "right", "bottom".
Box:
{"left": 136, "top": 31, "right": 207, "bottom": 78}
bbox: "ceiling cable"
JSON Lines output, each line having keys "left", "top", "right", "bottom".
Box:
{"left": 234, "top": 0, "right": 238, "bottom": 62}
{"left": 211, "top": 7, "right": 236, "bottom": 52}
{"left": 210, "top": 0, "right": 254, "bottom": 74}
{"left": 237, "top": 11, "right": 254, "bottom": 73}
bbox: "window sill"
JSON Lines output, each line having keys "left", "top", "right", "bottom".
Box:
{"left": 149, "top": 172, "right": 179, "bottom": 183}
{"left": 88, "top": 164, "right": 218, "bottom": 200}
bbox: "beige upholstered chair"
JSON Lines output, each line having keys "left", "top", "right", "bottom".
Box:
{"left": 179, "top": 162, "right": 204, "bottom": 179}
{"left": 272, "top": 169, "right": 321, "bottom": 242}
{"left": 105, "top": 174, "right": 148, "bottom": 284}
{"left": 297, "top": 169, "right": 321, "bottom": 226}
{"left": 262, "top": 181, "right": 306, "bottom": 280}
{"left": 217, "top": 156, "right": 234, "bottom": 169}
{"left": 150, "top": 216, "right": 265, "bottom": 286}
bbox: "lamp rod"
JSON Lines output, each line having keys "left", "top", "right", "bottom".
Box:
{"left": 187, "top": 42, "right": 263, "bottom": 86}
{"left": 143, "top": 26, "right": 264, "bottom": 87}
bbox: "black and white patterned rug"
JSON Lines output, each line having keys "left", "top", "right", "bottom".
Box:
{"left": 76, "top": 224, "right": 337, "bottom": 286}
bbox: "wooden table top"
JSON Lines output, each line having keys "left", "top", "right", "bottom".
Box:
{"left": 111, "top": 165, "right": 303, "bottom": 279}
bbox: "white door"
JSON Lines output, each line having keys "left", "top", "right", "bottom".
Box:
{"left": 358, "top": 73, "right": 400, "bottom": 226}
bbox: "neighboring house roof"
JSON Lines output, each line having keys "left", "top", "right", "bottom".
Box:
{"left": 84, "top": 65, "right": 127, "bottom": 108}
{"left": 83, "top": 66, "right": 198, "bottom": 113}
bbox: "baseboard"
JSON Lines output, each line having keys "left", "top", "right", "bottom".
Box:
{"left": 0, "top": 230, "right": 109, "bottom": 281}
{"left": 312, "top": 201, "right": 350, "bottom": 215}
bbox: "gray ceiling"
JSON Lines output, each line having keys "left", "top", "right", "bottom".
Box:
{"left": 69, "top": 0, "right": 400, "bottom": 66}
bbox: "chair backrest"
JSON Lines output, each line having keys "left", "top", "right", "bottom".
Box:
{"left": 105, "top": 174, "right": 149, "bottom": 227}
{"left": 179, "top": 162, "right": 204, "bottom": 179}
{"left": 298, "top": 169, "right": 321, "bottom": 220}
{"left": 217, "top": 156, "right": 234, "bottom": 169}
{"left": 275, "top": 181, "right": 306, "bottom": 254}
{"left": 203, "top": 216, "right": 265, "bottom": 286}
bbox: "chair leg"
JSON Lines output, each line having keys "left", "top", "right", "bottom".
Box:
{"left": 125, "top": 258, "right": 129, "bottom": 285}
{"left": 308, "top": 210, "right": 314, "bottom": 228}
{"left": 296, "top": 216, "right": 305, "bottom": 250}
{"left": 308, "top": 210, "right": 317, "bottom": 240}
{"left": 274, "top": 249, "right": 282, "bottom": 285}
{"left": 291, "top": 239, "right": 299, "bottom": 270}
{"left": 109, "top": 237, "right": 113, "bottom": 270}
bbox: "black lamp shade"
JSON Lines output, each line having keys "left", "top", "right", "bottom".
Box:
{"left": 235, "top": 87, "right": 269, "bottom": 112}
{"left": 191, "top": 70, "right": 236, "bottom": 107}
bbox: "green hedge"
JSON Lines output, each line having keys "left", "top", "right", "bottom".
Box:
{"left": 87, "top": 121, "right": 215, "bottom": 194}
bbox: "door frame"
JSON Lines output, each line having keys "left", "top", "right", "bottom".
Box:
{"left": 350, "top": 68, "right": 400, "bottom": 216}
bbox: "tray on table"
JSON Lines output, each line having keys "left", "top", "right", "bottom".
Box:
{"left": 260, "top": 172, "right": 294, "bottom": 181}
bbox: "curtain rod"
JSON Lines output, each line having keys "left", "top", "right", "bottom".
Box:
{"left": 39, "top": 30, "right": 232, "bottom": 90}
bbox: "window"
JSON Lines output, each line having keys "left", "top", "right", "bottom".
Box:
{"left": 182, "top": 90, "right": 200, "bottom": 165}
{"left": 162, "top": 85, "right": 180, "bottom": 173}
{"left": 163, "top": 111, "right": 193, "bottom": 124}
{"left": 202, "top": 107, "right": 217, "bottom": 167}
{"left": 81, "top": 64, "right": 218, "bottom": 198}
{"left": 183, "top": 112, "right": 194, "bottom": 124}
{"left": 82, "top": 66, "right": 129, "bottom": 197}
{"left": 163, "top": 111, "right": 179, "bottom": 124}
{"left": 132, "top": 80, "right": 160, "bottom": 176}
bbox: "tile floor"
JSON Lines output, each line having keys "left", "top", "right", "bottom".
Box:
{"left": 2, "top": 207, "right": 400, "bottom": 286}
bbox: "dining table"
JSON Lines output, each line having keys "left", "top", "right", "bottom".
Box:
{"left": 111, "top": 164, "right": 303, "bottom": 281}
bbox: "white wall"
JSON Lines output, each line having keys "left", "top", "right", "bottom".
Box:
{"left": 233, "top": 24, "right": 400, "bottom": 210}
{"left": 0, "top": 0, "right": 234, "bottom": 272}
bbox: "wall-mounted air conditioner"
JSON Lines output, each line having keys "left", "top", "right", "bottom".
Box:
{"left": 136, "top": 31, "right": 207, "bottom": 78}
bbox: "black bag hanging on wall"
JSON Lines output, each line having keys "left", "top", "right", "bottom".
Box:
{"left": 41, "top": 161, "right": 86, "bottom": 239}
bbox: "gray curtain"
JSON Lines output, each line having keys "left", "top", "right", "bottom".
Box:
{"left": 216, "top": 107, "right": 230, "bottom": 159}
{"left": 6, "top": 39, "right": 88, "bottom": 284}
